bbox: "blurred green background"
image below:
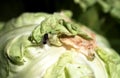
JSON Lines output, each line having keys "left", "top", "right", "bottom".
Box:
{"left": 0, "top": 0, "right": 120, "bottom": 53}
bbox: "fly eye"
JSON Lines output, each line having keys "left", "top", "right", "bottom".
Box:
{"left": 43, "top": 33, "right": 48, "bottom": 44}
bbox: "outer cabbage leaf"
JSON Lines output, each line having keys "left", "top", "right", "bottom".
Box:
{"left": 96, "top": 47, "right": 120, "bottom": 78}
{"left": 0, "top": 12, "right": 50, "bottom": 34}
{"left": 0, "top": 25, "right": 35, "bottom": 78}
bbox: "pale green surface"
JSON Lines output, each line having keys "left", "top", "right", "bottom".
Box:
{"left": 43, "top": 52, "right": 94, "bottom": 78}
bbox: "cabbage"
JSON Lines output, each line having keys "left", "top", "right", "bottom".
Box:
{"left": 0, "top": 12, "right": 120, "bottom": 78}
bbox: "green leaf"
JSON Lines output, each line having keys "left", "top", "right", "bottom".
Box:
{"left": 1, "top": 12, "right": 50, "bottom": 32}
{"left": 43, "top": 52, "right": 94, "bottom": 78}
{"left": 5, "top": 35, "right": 31, "bottom": 65}
{"left": 74, "top": 0, "right": 96, "bottom": 11}
{"left": 96, "top": 47, "right": 120, "bottom": 78}
{"left": 30, "top": 13, "right": 92, "bottom": 46}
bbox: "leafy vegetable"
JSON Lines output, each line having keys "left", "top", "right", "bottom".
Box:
{"left": 0, "top": 12, "right": 120, "bottom": 78}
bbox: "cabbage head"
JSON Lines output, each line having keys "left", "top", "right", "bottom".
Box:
{"left": 0, "top": 12, "right": 120, "bottom": 78}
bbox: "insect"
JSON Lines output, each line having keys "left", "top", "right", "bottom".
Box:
{"left": 42, "top": 33, "right": 48, "bottom": 44}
